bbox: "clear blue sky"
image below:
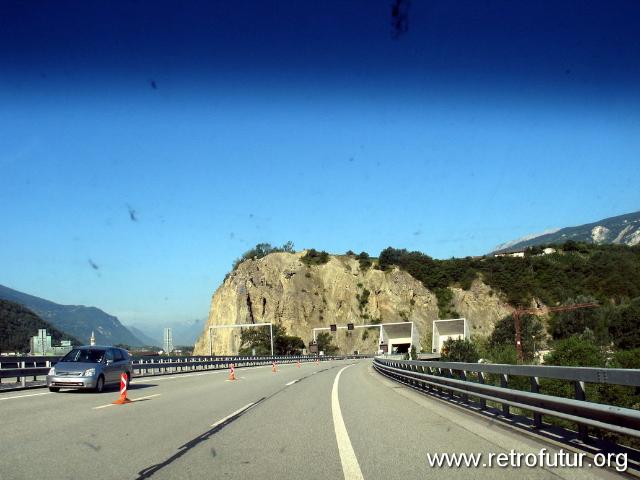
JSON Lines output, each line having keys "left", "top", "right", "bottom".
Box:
{"left": 1, "top": 1, "right": 639, "bottom": 326}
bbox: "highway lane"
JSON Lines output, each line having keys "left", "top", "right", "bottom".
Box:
{"left": 0, "top": 359, "right": 627, "bottom": 479}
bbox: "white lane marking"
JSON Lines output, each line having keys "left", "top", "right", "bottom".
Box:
{"left": 285, "top": 379, "right": 299, "bottom": 386}
{"left": 211, "top": 402, "right": 255, "bottom": 427}
{"left": 332, "top": 365, "right": 364, "bottom": 480}
{"left": 0, "top": 392, "right": 51, "bottom": 401}
{"left": 93, "top": 393, "right": 161, "bottom": 410}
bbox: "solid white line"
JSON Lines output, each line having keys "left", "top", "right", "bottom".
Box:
{"left": 93, "top": 393, "right": 161, "bottom": 410}
{"left": 211, "top": 402, "right": 255, "bottom": 427}
{"left": 285, "top": 379, "right": 299, "bottom": 386}
{"left": 0, "top": 392, "right": 51, "bottom": 401}
{"left": 332, "top": 365, "right": 364, "bottom": 480}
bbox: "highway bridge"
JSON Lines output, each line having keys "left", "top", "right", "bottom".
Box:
{"left": 0, "top": 357, "right": 636, "bottom": 479}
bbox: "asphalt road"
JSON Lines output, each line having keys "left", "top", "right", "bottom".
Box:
{"left": 0, "top": 359, "right": 627, "bottom": 480}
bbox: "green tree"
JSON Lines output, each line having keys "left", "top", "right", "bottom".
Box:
{"left": 608, "top": 298, "right": 640, "bottom": 349}
{"left": 488, "top": 314, "right": 544, "bottom": 362}
{"left": 548, "top": 296, "right": 607, "bottom": 344}
{"left": 355, "top": 251, "right": 372, "bottom": 270}
{"left": 421, "top": 329, "right": 433, "bottom": 353}
{"left": 316, "top": 332, "right": 339, "bottom": 355}
{"left": 238, "top": 324, "right": 305, "bottom": 355}
{"left": 440, "top": 338, "right": 479, "bottom": 363}
{"left": 301, "top": 249, "right": 330, "bottom": 266}
{"left": 544, "top": 334, "right": 606, "bottom": 367}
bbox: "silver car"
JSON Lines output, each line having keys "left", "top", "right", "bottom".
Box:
{"left": 46, "top": 346, "right": 132, "bottom": 393}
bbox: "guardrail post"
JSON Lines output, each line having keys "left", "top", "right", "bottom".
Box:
{"left": 447, "top": 369, "right": 454, "bottom": 399}
{"left": 460, "top": 370, "right": 468, "bottom": 403}
{"left": 477, "top": 372, "right": 486, "bottom": 410}
{"left": 530, "top": 376, "right": 542, "bottom": 428}
{"left": 20, "top": 361, "right": 26, "bottom": 387}
{"left": 500, "top": 374, "right": 510, "bottom": 417}
{"left": 420, "top": 366, "right": 428, "bottom": 391}
{"left": 575, "top": 381, "right": 588, "bottom": 442}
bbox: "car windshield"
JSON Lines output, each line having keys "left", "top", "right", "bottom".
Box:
{"left": 61, "top": 349, "right": 105, "bottom": 363}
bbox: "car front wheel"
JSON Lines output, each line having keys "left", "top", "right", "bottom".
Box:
{"left": 49, "top": 387, "right": 60, "bottom": 392}
{"left": 94, "top": 376, "right": 105, "bottom": 393}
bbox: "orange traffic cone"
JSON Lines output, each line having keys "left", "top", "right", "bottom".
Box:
{"left": 229, "top": 364, "right": 236, "bottom": 381}
{"left": 112, "top": 373, "right": 132, "bottom": 405}
{"left": 272, "top": 361, "right": 277, "bottom": 373}
{"left": 315, "top": 357, "right": 319, "bottom": 365}
{"left": 296, "top": 360, "right": 301, "bottom": 368}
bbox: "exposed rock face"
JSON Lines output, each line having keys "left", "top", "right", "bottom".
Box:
{"left": 450, "top": 280, "right": 513, "bottom": 337}
{"left": 193, "top": 252, "right": 511, "bottom": 355}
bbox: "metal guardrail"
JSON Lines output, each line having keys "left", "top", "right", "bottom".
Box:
{"left": 0, "top": 354, "right": 366, "bottom": 390}
{"left": 373, "top": 357, "right": 640, "bottom": 442}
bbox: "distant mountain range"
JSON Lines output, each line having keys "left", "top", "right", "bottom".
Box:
{"left": 0, "top": 299, "right": 82, "bottom": 353}
{"left": 126, "top": 325, "right": 161, "bottom": 347}
{"left": 493, "top": 210, "right": 640, "bottom": 253}
{"left": 0, "top": 284, "right": 143, "bottom": 346}
{"left": 127, "top": 319, "right": 203, "bottom": 347}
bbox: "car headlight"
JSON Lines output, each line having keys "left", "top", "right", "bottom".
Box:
{"left": 48, "top": 367, "right": 55, "bottom": 375}
{"left": 83, "top": 368, "right": 96, "bottom": 377}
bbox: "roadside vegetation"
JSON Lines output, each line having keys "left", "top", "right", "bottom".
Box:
{"left": 238, "top": 324, "right": 305, "bottom": 356}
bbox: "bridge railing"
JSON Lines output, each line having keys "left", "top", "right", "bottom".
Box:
{"left": 0, "top": 354, "right": 366, "bottom": 390}
{"left": 373, "top": 357, "right": 640, "bottom": 442}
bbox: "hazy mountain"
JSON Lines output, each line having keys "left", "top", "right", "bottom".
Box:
{"left": 125, "top": 325, "right": 161, "bottom": 347}
{"left": 129, "top": 319, "right": 203, "bottom": 347}
{"left": 493, "top": 211, "right": 640, "bottom": 253}
{"left": 0, "top": 284, "right": 144, "bottom": 346}
{"left": 0, "top": 299, "right": 82, "bottom": 353}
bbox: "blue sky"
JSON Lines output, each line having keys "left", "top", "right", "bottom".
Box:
{"left": 1, "top": 1, "right": 639, "bottom": 326}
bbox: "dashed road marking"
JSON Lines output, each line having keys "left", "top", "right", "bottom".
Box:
{"left": 93, "top": 393, "right": 161, "bottom": 410}
{"left": 0, "top": 392, "right": 50, "bottom": 401}
{"left": 211, "top": 402, "right": 255, "bottom": 427}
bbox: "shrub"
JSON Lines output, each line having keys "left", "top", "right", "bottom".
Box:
{"left": 301, "top": 249, "right": 330, "bottom": 266}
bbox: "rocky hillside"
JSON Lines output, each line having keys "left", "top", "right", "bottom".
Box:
{"left": 493, "top": 210, "right": 640, "bottom": 253}
{"left": 193, "top": 252, "right": 511, "bottom": 355}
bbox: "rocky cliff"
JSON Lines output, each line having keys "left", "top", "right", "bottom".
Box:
{"left": 193, "top": 252, "right": 512, "bottom": 355}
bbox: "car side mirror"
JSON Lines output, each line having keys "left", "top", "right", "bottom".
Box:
{"left": 106, "top": 359, "right": 113, "bottom": 365}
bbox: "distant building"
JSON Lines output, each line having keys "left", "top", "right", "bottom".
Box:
{"left": 494, "top": 247, "right": 557, "bottom": 258}
{"left": 494, "top": 251, "right": 525, "bottom": 258}
{"left": 30, "top": 329, "right": 51, "bottom": 355}
{"left": 29, "top": 329, "right": 73, "bottom": 356}
{"left": 90, "top": 331, "right": 96, "bottom": 346}
{"left": 163, "top": 328, "right": 174, "bottom": 354}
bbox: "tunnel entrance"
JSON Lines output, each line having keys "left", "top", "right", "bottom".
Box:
{"left": 392, "top": 343, "right": 410, "bottom": 354}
